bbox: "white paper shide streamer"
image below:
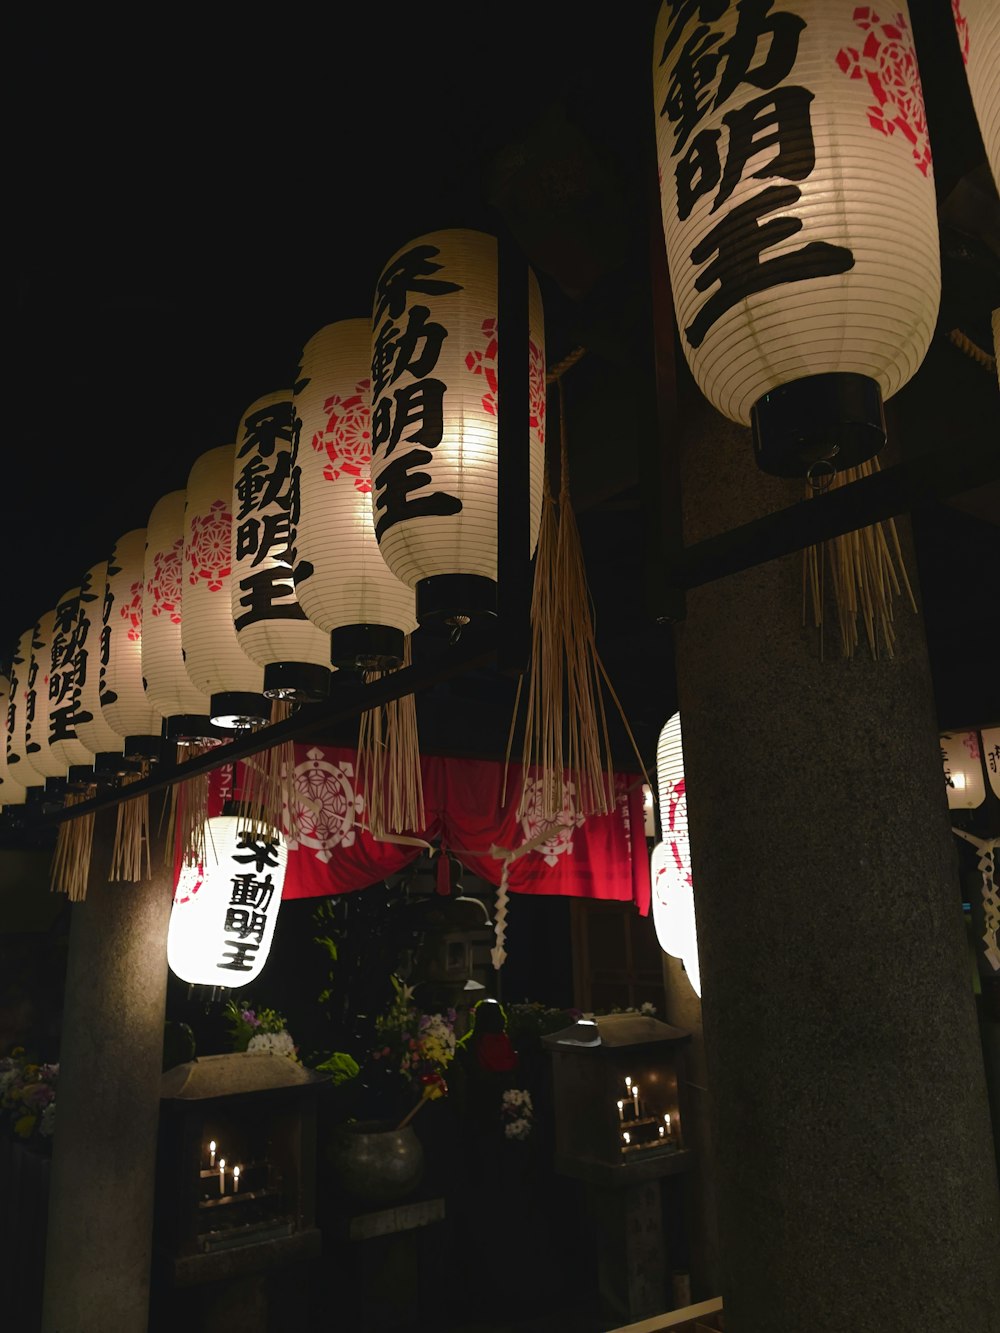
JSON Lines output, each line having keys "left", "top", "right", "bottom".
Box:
{"left": 652, "top": 1, "right": 939, "bottom": 475}
{"left": 370, "top": 228, "right": 546, "bottom": 625}
{"left": 652, "top": 713, "right": 701, "bottom": 997}
{"left": 167, "top": 815, "right": 288, "bottom": 988}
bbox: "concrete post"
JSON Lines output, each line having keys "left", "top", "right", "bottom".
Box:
{"left": 673, "top": 394, "right": 1000, "bottom": 1332}
{"left": 42, "top": 804, "right": 172, "bottom": 1333}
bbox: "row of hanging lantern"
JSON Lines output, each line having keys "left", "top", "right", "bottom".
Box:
{"left": 651, "top": 0, "right": 998, "bottom": 480}
{"left": 1, "top": 227, "right": 546, "bottom": 814}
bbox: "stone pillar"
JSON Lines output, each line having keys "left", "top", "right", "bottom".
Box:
{"left": 673, "top": 393, "right": 1000, "bottom": 1333}
{"left": 42, "top": 805, "right": 173, "bottom": 1333}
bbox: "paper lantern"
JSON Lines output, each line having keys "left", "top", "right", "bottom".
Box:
{"left": 100, "top": 529, "right": 162, "bottom": 760}
{"left": 292, "top": 320, "right": 417, "bottom": 670}
{"left": 983, "top": 728, "right": 1000, "bottom": 803}
{"left": 143, "top": 491, "right": 216, "bottom": 745}
{"left": 0, "top": 674, "right": 29, "bottom": 807}
{"left": 4, "top": 629, "right": 45, "bottom": 792}
{"left": 166, "top": 815, "right": 287, "bottom": 988}
{"left": 652, "top": 1, "right": 939, "bottom": 476}
{"left": 954, "top": 0, "right": 1000, "bottom": 190}
{"left": 653, "top": 713, "right": 701, "bottom": 998}
{"left": 231, "top": 391, "right": 331, "bottom": 701}
{"left": 941, "top": 730, "right": 987, "bottom": 809}
{"left": 24, "top": 611, "right": 69, "bottom": 780}
{"left": 47, "top": 586, "right": 99, "bottom": 779}
{"left": 370, "top": 228, "right": 546, "bottom": 625}
{"left": 73, "top": 561, "right": 128, "bottom": 769}
{"left": 183, "top": 445, "right": 269, "bottom": 730}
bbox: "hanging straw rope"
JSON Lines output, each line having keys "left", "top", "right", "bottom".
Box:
{"left": 162, "top": 742, "right": 218, "bottom": 869}
{"left": 357, "top": 636, "right": 425, "bottom": 839}
{"left": 802, "top": 457, "right": 918, "bottom": 660}
{"left": 109, "top": 764, "right": 152, "bottom": 883}
{"left": 509, "top": 364, "right": 651, "bottom": 824}
{"left": 50, "top": 790, "right": 96, "bottom": 901}
{"left": 234, "top": 700, "right": 299, "bottom": 846}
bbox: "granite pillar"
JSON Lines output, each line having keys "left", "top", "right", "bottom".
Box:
{"left": 42, "top": 804, "right": 173, "bottom": 1333}
{"left": 672, "top": 394, "right": 1000, "bottom": 1332}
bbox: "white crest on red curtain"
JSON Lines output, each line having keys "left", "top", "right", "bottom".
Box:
{"left": 188, "top": 499, "right": 232, "bottom": 592}
{"left": 835, "top": 8, "right": 931, "bottom": 175}
{"left": 315, "top": 379, "right": 372, "bottom": 490}
{"left": 284, "top": 747, "right": 364, "bottom": 862}
{"left": 150, "top": 540, "right": 183, "bottom": 623}
{"left": 520, "top": 776, "right": 586, "bottom": 867}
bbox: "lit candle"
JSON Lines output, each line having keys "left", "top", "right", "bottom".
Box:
{"left": 233, "top": 1165, "right": 240, "bottom": 1194}
{"left": 617, "top": 1100, "right": 624, "bottom": 1121}
{"left": 632, "top": 1084, "right": 640, "bottom": 1116}
{"left": 622, "top": 1131, "right": 630, "bottom": 1145}
{"left": 658, "top": 1125, "right": 665, "bottom": 1139}
{"left": 209, "top": 1140, "right": 217, "bottom": 1168}
{"left": 664, "top": 1113, "right": 672, "bottom": 1136}
{"left": 625, "top": 1076, "right": 632, "bottom": 1091}
{"left": 218, "top": 1158, "right": 226, "bottom": 1195}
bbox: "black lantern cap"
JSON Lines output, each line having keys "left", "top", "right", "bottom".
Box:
{"left": 416, "top": 575, "right": 497, "bottom": 629}
{"left": 44, "top": 776, "right": 67, "bottom": 800}
{"left": 162, "top": 714, "right": 226, "bottom": 747}
{"left": 263, "top": 661, "right": 331, "bottom": 704}
{"left": 67, "top": 763, "right": 98, "bottom": 790}
{"left": 209, "top": 691, "right": 271, "bottom": 731}
{"left": 750, "top": 373, "right": 885, "bottom": 479}
{"left": 93, "top": 750, "right": 140, "bottom": 778}
{"left": 330, "top": 624, "right": 405, "bottom": 673}
{"left": 125, "top": 734, "right": 163, "bottom": 763}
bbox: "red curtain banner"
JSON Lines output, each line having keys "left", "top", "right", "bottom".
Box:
{"left": 192, "top": 745, "right": 650, "bottom": 914}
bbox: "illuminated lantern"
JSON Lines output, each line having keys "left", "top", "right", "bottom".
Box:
{"left": 5, "top": 629, "right": 45, "bottom": 792}
{"left": 940, "top": 730, "right": 987, "bottom": 809}
{"left": 231, "top": 391, "right": 331, "bottom": 701}
{"left": 653, "top": 713, "right": 701, "bottom": 998}
{"left": 74, "top": 561, "right": 128, "bottom": 770}
{"left": 184, "top": 445, "right": 269, "bottom": 730}
{"left": 954, "top": 0, "right": 1000, "bottom": 189}
{"left": 101, "top": 530, "right": 162, "bottom": 761}
{"left": 166, "top": 815, "right": 287, "bottom": 988}
{"left": 292, "top": 320, "right": 417, "bottom": 670}
{"left": 370, "top": 228, "right": 546, "bottom": 625}
{"left": 652, "top": 1, "right": 939, "bottom": 476}
{"left": 25, "top": 611, "right": 69, "bottom": 780}
{"left": 0, "top": 674, "right": 29, "bottom": 807}
{"left": 48, "top": 587, "right": 98, "bottom": 778}
{"left": 984, "top": 728, "right": 1000, "bottom": 802}
{"left": 143, "top": 491, "right": 216, "bottom": 745}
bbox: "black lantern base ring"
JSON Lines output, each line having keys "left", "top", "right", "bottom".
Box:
{"left": 416, "top": 575, "right": 497, "bottom": 629}
{"left": 163, "top": 714, "right": 223, "bottom": 746}
{"left": 93, "top": 750, "right": 136, "bottom": 778}
{"left": 125, "top": 734, "right": 163, "bottom": 763}
{"left": 67, "top": 764, "right": 98, "bottom": 790}
{"left": 263, "top": 661, "right": 331, "bottom": 704}
{"left": 210, "top": 691, "right": 271, "bottom": 731}
{"left": 330, "top": 624, "right": 406, "bottom": 673}
{"left": 44, "top": 776, "right": 67, "bottom": 801}
{"left": 750, "top": 373, "right": 886, "bottom": 479}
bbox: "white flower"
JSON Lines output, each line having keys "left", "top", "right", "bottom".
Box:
{"left": 504, "top": 1117, "right": 532, "bottom": 1140}
{"left": 40, "top": 1103, "right": 56, "bottom": 1137}
{"left": 640, "top": 1001, "right": 657, "bottom": 1016}
{"left": 247, "top": 1030, "right": 297, "bottom": 1059}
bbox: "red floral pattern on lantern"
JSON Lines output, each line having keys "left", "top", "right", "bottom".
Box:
{"left": 312, "top": 377, "right": 372, "bottom": 495}
{"left": 187, "top": 499, "right": 232, "bottom": 592}
{"left": 148, "top": 538, "right": 183, "bottom": 624}
{"left": 952, "top": 1, "right": 970, "bottom": 65}
{"left": 119, "top": 579, "right": 144, "bottom": 642}
{"left": 465, "top": 319, "right": 546, "bottom": 443}
{"left": 836, "top": 8, "right": 932, "bottom": 176}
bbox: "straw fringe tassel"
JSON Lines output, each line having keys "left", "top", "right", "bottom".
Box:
{"left": 50, "top": 791, "right": 96, "bottom": 901}
{"left": 110, "top": 765, "right": 152, "bottom": 883}
{"left": 233, "top": 700, "right": 299, "bottom": 846}
{"left": 357, "top": 636, "right": 425, "bottom": 839}
{"left": 163, "top": 742, "right": 216, "bottom": 869}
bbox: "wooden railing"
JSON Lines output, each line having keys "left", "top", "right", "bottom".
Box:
{"left": 609, "top": 1295, "right": 724, "bottom": 1333}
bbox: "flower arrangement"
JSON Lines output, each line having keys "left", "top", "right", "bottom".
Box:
{"left": 224, "top": 1000, "right": 299, "bottom": 1061}
{"left": 501, "top": 1087, "right": 533, "bottom": 1140}
{"left": 372, "top": 977, "right": 457, "bottom": 1092}
{"left": 0, "top": 1051, "right": 58, "bottom": 1149}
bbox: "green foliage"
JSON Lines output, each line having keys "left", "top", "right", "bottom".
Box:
{"left": 314, "top": 1051, "right": 361, "bottom": 1084}
{"left": 223, "top": 999, "right": 290, "bottom": 1053}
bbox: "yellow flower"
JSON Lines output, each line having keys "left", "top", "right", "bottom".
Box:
{"left": 14, "top": 1114, "right": 37, "bottom": 1138}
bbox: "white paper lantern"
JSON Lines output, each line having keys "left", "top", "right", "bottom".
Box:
{"left": 653, "top": 713, "right": 701, "bottom": 998}
{"left": 73, "top": 561, "right": 128, "bottom": 766}
{"left": 47, "top": 586, "right": 98, "bottom": 775}
{"left": 5, "top": 629, "right": 45, "bottom": 791}
{"left": 183, "top": 445, "right": 269, "bottom": 730}
{"left": 143, "top": 490, "right": 216, "bottom": 744}
{"left": 955, "top": 0, "right": 1000, "bottom": 190}
{"left": 292, "top": 320, "right": 417, "bottom": 670}
{"left": 0, "top": 673, "right": 29, "bottom": 807}
{"left": 24, "top": 611, "right": 69, "bottom": 780}
{"left": 653, "top": 0, "right": 939, "bottom": 476}
{"left": 940, "top": 730, "right": 987, "bottom": 809}
{"left": 231, "top": 391, "right": 331, "bottom": 701}
{"left": 100, "top": 529, "right": 162, "bottom": 759}
{"left": 370, "top": 228, "right": 546, "bottom": 624}
{"left": 166, "top": 815, "right": 287, "bottom": 988}
{"left": 982, "top": 727, "right": 1000, "bottom": 802}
